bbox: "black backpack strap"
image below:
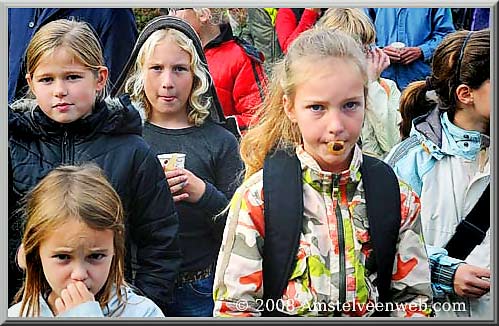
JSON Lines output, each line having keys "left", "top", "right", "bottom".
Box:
{"left": 444, "top": 184, "right": 490, "bottom": 260}
{"left": 262, "top": 148, "right": 303, "bottom": 316}
{"left": 360, "top": 155, "right": 401, "bottom": 307}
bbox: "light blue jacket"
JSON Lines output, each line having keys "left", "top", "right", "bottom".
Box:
{"left": 385, "top": 108, "right": 491, "bottom": 317}
{"left": 365, "top": 8, "right": 455, "bottom": 90}
{"left": 8, "top": 286, "right": 164, "bottom": 318}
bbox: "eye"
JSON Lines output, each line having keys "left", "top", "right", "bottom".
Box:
{"left": 173, "top": 65, "right": 189, "bottom": 72}
{"left": 67, "top": 74, "right": 82, "bottom": 80}
{"left": 53, "top": 254, "right": 70, "bottom": 261}
{"left": 308, "top": 104, "right": 325, "bottom": 112}
{"left": 38, "top": 77, "right": 53, "bottom": 83}
{"left": 88, "top": 253, "right": 106, "bottom": 261}
{"left": 150, "top": 65, "right": 162, "bottom": 72}
{"left": 343, "top": 101, "right": 361, "bottom": 111}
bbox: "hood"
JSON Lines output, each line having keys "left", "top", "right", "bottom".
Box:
{"left": 9, "top": 94, "right": 142, "bottom": 140}
{"left": 412, "top": 106, "right": 443, "bottom": 148}
{"left": 111, "top": 16, "right": 227, "bottom": 126}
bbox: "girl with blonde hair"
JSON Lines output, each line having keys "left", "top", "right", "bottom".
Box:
{"left": 122, "top": 16, "right": 244, "bottom": 316}
{"left": 213, "top": 27, "right": 432, "bottom": 317}
{"left": 8, "top": 19, "right": 181, "bottom": 312}
{"left": 318, "top": 8, "right": 402, "bottom": 158}
{"left": 9, "top": 164, "right": 163, "bottom": 317}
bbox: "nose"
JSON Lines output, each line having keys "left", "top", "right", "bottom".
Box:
{"left": 53, "top": 80, "right": 68, "bottom": 98}
{"left": 161, "top": 71, "right": 174, "bottom": 89}
{"left": 326, "top": 109, "right": 346, "bottom": 135}
{"left": 70, "top": 262, "right": 89, "bottom": 282}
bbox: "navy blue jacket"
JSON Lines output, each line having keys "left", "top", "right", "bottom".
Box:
{"left": 8, "top": 8, "right": 137, "bottom": 103}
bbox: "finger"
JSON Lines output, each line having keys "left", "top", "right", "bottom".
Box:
{"left": 75, "top": 281, "right": 94, "bottom": 301}
{"left": 55, "top": 297, "right": 66, "bottom": 314}
{"left": 67, "top": 283, "right": 82, "bottom": 302}
{"left": 463, "top": 286, "right": 489, "bottom": 298}
{"left": 167, "top": 175, "right": 187, "bottom": 188}
{"left": 60, "top": 288, "right": 73, "bottom": 306}
{"left": 173, "top": 193, "right": 189, "bottom": 202}
{"left": 165, "top": 169, "right": 184, "bottom": 179}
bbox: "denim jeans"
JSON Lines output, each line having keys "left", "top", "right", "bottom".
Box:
{"left": 164, "top": 272, "right": 215, "bottom": 317}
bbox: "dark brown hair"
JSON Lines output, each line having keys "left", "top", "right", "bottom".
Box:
{"left": 399, "top": 29, "right": 490, "bottom": 139}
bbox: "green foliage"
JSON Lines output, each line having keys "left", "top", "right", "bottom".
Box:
{"left": 133, "top": 8, "right": 163, "bottom": 32}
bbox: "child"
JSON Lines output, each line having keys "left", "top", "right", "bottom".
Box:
{"left": 8, "top": 19, "right": 181, "bottom": 311}
{"left": 123, "top": 16, "right": 244, "bottom": 316}
{"left": 212, "top": 27, "right": 432, "bottom": 317}
{"left": 8, "top": 164, "right": 164, "bottom": 317}
{"left": 317, "top": 8, "right": 402, "bottom": 158}
{"left": 385, "top": 29, "right": 491, "bottom": 318}
{"left": 169, "top": 8, "right": 266, "bottom": 133}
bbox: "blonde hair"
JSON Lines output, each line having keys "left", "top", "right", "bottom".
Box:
{"left": 318, "top": 8, "right": 376, "bottom": 47}
{"left": 14, "top": 164, "right": 126, "bottom": 317}
{"left": 240, "top": 28, "right": 368, "bottom": 179}
{"left": 125, "top": 28, "right": 211, "bottom": 125}
{"left": 25, "top": 19, "right": 108, "bottom": 101}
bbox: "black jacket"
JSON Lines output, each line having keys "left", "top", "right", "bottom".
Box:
{"left": 8, "top": 95, "right": 182, "bottom": 309}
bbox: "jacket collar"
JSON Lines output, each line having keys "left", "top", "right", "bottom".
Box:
{"left": 204, "top": 23, "right": 233, "bottom": 49}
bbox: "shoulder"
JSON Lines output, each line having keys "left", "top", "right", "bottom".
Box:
{"left": 201, "top": 121, "right": 240, "bottom": 147}
{"left": 8, "top": 302, "right": 22, "bottom": 317}
{"left": 234, "top": 170, "right": 264, "bottom": 202}
{"left": 117, "top": 286, "right": 164, "bottom": 317}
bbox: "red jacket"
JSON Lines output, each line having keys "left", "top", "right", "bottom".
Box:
{"left": 205, "top": 24, "right": 266, "bottom": 131}
{"left": 275, "top": 8, "right": 320, "bottom": 53}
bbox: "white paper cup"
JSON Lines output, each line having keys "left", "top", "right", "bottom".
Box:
{"left": 390, "top": 41, "right": 405, "bottom": 49}
{"left": 157, "top": 153, "right": 186, "bottom": 171}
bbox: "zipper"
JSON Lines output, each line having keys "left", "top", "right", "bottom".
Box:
{"left": 61, "top": 130, "right": 71, "bottom": 164}
{"left": 332, "top": 174, "right": 346, "bottom": 304}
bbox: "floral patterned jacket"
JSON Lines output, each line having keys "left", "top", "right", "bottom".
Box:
{"left": 213, "top": 145, "right": 433, "bottom": 317}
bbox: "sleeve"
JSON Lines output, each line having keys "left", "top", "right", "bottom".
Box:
{"left": 232, "top": 54, "right": 266, "bottom": 131}
{"left": 275, "top": 8, "right": 319, "bottom": 52}
{"left": 128, "top": 147, "right": 182, "bottom": 309}
{"left": 426, "top": 245, "right": 465, "bottom": 298}
{"left": 365, "top": 79, "right": 402, "bottom": 155}
{"left": 58, "top": 301, "right": 104, "bottom": 317}
{"left": 419, "top": 9, "right": 455, "bottom": 61}
{"left": 98, "top": 9, "right": 138, "bottom": 87}
{"left": 389, "top": 183, "right": 433, "bottom": 317}
{"left": 212, "top": 179, "right": 265, "bottom": 317}
{"left": 195, "top": 137, "right": 244, "bottom": 242}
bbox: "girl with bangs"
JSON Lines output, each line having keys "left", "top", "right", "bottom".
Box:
{"left": 124, "top": 16, "right": 243, "bottom": 317}
{"left": 9, "top": 164, "right": 164, "bottom": 317}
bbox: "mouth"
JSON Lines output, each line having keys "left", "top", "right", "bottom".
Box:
{"left": 52, "top": 103, "right": 72, "bottom": 111}
{"left": 159, "top": 95, "right": 176, "bottom": 102}
{"left": 327, "top": 140, "right": 346, "bottom": 155}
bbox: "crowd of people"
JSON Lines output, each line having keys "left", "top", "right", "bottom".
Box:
{"left": 7, "top": 7, "right": 491, "bottom": 319}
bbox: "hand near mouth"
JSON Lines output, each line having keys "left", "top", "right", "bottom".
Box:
{"left": 54, "top": 281, "right": 95, "bottom": 315}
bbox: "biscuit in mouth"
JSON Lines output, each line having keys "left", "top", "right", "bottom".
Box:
{"left": 327, "top": 141, "right": 345, "bottom": 155}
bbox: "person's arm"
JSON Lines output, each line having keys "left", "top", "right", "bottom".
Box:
{"left": 129, "top": 148, "right": 182, "bottom": 310}
{"left": 213, "top": 177, "right": 265, "bottom": 317}
{"left": 98, "top": 9, "right": 138, "bottom": 87}
{"left": 275, "top": 8, "right": 319, "bottom": 53}
{"left": 389, "top": 183, "right": 432, "bottom": 317}
{"left": 418, "top": 8, "right": 455, "bottom": 62}
{"left": 365, "top": 79, "right": 402, "bottom": 155}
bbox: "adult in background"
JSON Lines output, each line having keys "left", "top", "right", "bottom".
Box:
{"left": 365, "top": 8, "right": 454, "bottom": 91}
{"left": 170, "top": 8, "right": 266, "bottom": 133}
{"left": 8, "top": 8, "right": 137, "bottom": 103}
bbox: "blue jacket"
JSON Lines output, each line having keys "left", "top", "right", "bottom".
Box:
{"left": 8, "top": 8, "right": 137, "bottom": 103}
{"left": 365, "top": 8, "right": 455, "bottom": 90}
{"left": 8, "top": 286, "right": 164, "bottom": 317}
{"left": 385, "top": 108, "right": 490, "bottom": 317}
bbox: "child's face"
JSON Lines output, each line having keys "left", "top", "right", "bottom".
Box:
{"left": 472, "top": 79, "right": 491, "bottom": 122}
{"left": 39, "top": 218, "right": 114, "bottom": 300}
{"left": 143, "top": 40, "right": 194, "bottom": 122}
{"left": 284, "top": 57, "right": 365, "bottom": 173}
{"left": 26, "top": 46, "right": 108, "bottom": 124}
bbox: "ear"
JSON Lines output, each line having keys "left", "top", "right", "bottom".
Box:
{"left": 25, "top": 73, "right": 35, "bottom": 94}
{"left": 95, "top": 67, "right": 109, "bottom": 92}
{"left": 455, "top": 84, "right": 474, "bottom": 106}
{"left": 283, "top": 95, "right": 297, "bottom": 123}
